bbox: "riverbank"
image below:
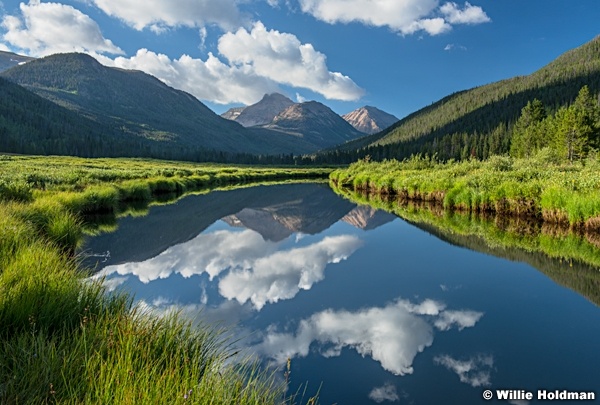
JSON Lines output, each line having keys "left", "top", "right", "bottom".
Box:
{"left": 0, "top": 155, "right": 329, "bottom": 404}
{"left": 330, "top": 152, "right": 600, "bottom": 230}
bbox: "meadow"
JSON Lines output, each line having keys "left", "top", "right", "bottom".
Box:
{"left": 0, "top": 155, "right": 329, "bottom": 404}
{"left": 330, "top": 150, "right": 600, "bottom": 230}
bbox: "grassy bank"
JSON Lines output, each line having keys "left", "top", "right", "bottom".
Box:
{"left": 331, "top": 187, "right": 600, "bottom": 306}
{"left": 330, "top": 151, "right": 600, "bottom": 230}
{"left": 0, "top": 155, "right": 328, "bottom": 404}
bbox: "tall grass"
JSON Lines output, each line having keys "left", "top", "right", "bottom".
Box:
{"left": 0, "top": 155, "right": 329, "bottom": 404}
{"left": 330, "top": 150, "right": 600, "bottom": 229}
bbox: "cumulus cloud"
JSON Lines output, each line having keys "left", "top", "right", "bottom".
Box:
{"left": 90, "top": 0, "right": 243, "bottom": 32}
{"left": 440, "top": 2, "right": 491, "bottom": 25}
{"left": 106, "top": 48, "right": 280, "bottom": 105}
{"left": 93, "top": 230, "right": 362, "bottom": 309}
{"left": 434, "top": 354, "right": 494, "bottom": 387}
{"left": 369, "top": 383, "right": 400, "bottom": 403}
{"left": 218, "top": 22, "right": 365, "bottom": 101}
{"left": 298, "top": 0, "right": 490, "bottom": 36}
{"left": 101, "top": 22, "right": 363, "bottom": 104}
{"left": 1, "top": 0, "right": 123, "bottom": 56}
{"left": 254, "top": 298, "right": 483, "bottom": 376}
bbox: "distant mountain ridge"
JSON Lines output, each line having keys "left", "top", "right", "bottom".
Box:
{"left": 342, "top": 106, "right": 399, "bottom": 134}
{"left": 0, "top": 51, "right": 34, "bottom": 72}
{"left": 0, "top": 53, "right": 321, "bottom": 156}
{"left": 222, "top": 93, "right": 369, "bottom": 149}
{"left": 263, "top": 101, "right": 366, "bottom": 149}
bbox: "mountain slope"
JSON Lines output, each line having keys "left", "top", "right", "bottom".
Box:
{"left": 0, "top": 76, "right": 151, "bottom": 157}
{"left": 0, "top": 53, "right": 317, "bottom": 155}
{"left": 324, "top": 35, "right": 600, "bottom": 162}
{"left": 342, "top": 106, "right": 399, "bottom": 134}
{"left": 263, "top": 101, "right": 366, "bottom": 149}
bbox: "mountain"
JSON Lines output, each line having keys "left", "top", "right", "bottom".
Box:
{"left": 0, "top": 76, "right": 155, "bottom": 157}
{"left": 0, "top": 53, "right": 318, "bottom": 156}
{"left": 0, "top": 51, "right": 34, "bottom": 72}
{"left": 222, "top": 93, "right": 296, "bottom": 127}
{"left": 262, "top": 101, "right": 366, "bottom": 149}
{"left": 321, "top": 35, "right": 600, "bottom": 163}
{"left": 342, "top": 106, "right": 399, "bottom": 134}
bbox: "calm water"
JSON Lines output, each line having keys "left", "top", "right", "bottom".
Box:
{"left": 82, "top": 183, "right": 600, "bottom": 404}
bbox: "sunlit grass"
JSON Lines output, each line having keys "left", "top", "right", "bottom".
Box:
{"left": 0, "top": 155, "right": 328, "bottom": 404}
{"left": 331, "top": 150, "right": 600, "bottom": 229}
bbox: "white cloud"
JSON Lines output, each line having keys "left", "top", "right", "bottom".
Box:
{"left": 440, "top": 2, "right": 491, "bottom": 25}
{"left": 101, "top": 21, "right": 364, "bottom": 104}
{"left": 434, "top": 354, "right": 494, "bottom": 387}
{"left": 403, "top": 17, "right": 451, "bottom": 36}
{"left": 218, "top": 22, "right": 365, "bottom": 101}
{"left": 90, "top": 0, "right": 243, "bottom": 32}
{"left": 254, "top": 297, "right": 483, "bottom": 376}
{"left": 107, "top": 48, "right": 280, "bottom": 105}
{"left": 298, "top": 0, "right": 490, "bottom": 36}
{"left": 1, "top": 0, "right": 123, "bottom": 56}
{"left": 92, "top": 230, "right": 362, "bottom": 309}
{"left": 369, "top": 383, "right": 400, "bottom": 403}
{"left": 444, "top": 43, "right": 467, "bottom": 51}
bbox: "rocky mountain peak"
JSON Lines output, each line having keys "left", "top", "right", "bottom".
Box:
{"left": 223, "top": 92, "right": 296, "bottom": 127}
{"left": 342, "top": 105, "right": 399, "bottom": 134}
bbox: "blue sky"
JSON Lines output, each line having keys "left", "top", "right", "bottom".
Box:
{"left": 1, "top": 0, "right": 599, "bottom": 119}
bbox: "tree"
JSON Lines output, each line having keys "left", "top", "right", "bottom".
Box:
{"left": 571, "top": 85, "right": 600, "bottom": 148}
{"left": 552, "top": 106, "right": 588, "bottom": 163}
{"left": 510, "top": 99, "right": 547, "bottom": 158}
{"left": 550, "top": 86, "right": 600, "bottom": 162}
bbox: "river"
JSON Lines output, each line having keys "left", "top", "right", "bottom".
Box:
{"left": 81, "top": 183, "right": 600, "bottom": 404}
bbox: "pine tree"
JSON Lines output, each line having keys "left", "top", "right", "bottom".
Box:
{"left": 510, "top": 99, "right": 547, "bottom": 157}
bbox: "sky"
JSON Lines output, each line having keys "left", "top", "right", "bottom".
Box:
{"left": 0, "top": 0, "right": 599, "bottom": 119}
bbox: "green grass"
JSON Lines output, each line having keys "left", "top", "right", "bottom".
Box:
{"left": 0, "top": 155, "right": 328, "bottom": 404}
{"left": 330, "top": 150, "right": 600, "bottom": 229}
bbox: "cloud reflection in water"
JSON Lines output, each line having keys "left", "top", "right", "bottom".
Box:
{"left": 92, "top": 229, "right": 362, "bottom": 310}
{"left": 254, "top": 298, "right": 484, "bottom": 376}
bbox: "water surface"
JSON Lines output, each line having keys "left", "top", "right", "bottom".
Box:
{"left": 82, "top": 183, "right": 600, "bottom": 404}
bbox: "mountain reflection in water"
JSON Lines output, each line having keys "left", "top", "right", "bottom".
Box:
{"left": 82, "top": 183, "right": 600, "bottom": 405}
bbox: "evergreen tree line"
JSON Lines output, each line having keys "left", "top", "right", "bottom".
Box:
{"left": 510, "top": 86, "right": 600, "bottom": 162}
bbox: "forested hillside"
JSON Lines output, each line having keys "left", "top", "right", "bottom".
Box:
{"left": 0, "top": 77, "right": 302, "bottom": 163}
{"left": 318, "top": 35, "right": 600, "bottom": 164}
